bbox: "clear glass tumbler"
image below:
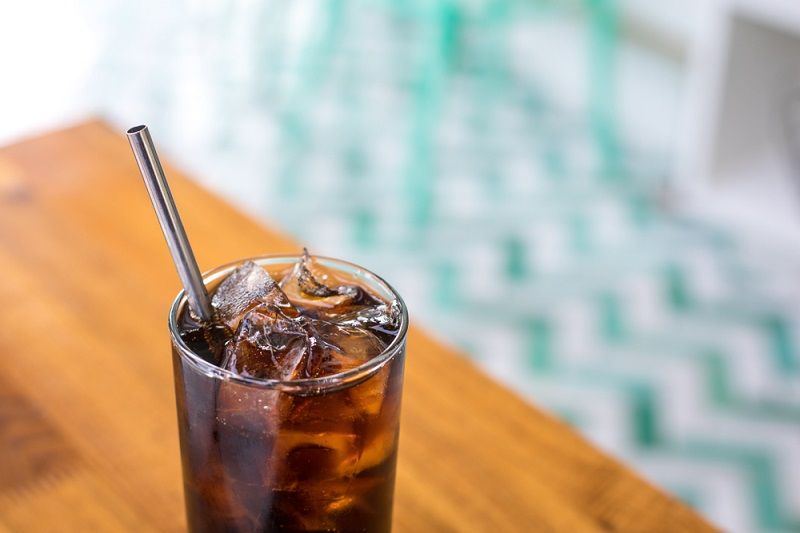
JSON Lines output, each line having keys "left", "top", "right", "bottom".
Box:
{"left": 168, "top": 255, "right": 408, "bottom": 532}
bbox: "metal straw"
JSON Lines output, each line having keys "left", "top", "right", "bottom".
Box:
{"left": 126, "top": 125, "right": 214, "bottom": 322}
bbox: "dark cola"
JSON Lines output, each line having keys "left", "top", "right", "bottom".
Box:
{"left": 171, "top": 252, "right": 406, "bottom": 532}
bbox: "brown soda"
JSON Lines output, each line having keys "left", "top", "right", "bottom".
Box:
{"left": 171, "top": 256, "right": 406, "bottom": 532}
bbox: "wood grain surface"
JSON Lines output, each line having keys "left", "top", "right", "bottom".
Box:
{"left": 0, "top": 121, "right": 716, "bottom": 532}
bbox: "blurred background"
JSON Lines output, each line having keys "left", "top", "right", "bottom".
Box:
{"left": 2, "top": 0, "right": 800, "bottom": 530}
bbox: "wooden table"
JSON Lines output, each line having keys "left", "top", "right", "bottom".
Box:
{"left": 0, "top": 121, "right": 715, "bottom": 532}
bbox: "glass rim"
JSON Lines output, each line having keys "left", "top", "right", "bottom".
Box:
{"left": 168, "top": 254, "right": 409, "bottom": 394}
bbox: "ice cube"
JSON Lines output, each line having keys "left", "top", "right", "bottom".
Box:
{"left": 354, "top": 425, "right": 397, "bottom": 474}
{"left": 333, "top": 299, "right": 402, "bottom": 340}
{"left": 212, "top": 261, "right": 296, "bottom": 330}
{"left": 275, "top": 430, "right": 359, "bottom": 482}
{"left": 223, "top": 305, "right": 310, "bottom": 380}
{"left": 213, "top": 379, "right": 282, "bottom": 528}
{"left": 272, "top": 477, "right": 382, "bottom": 530}
{"left": 351, "top": 373, "right": 403, "bottom": 476}
{"left": 309, "top": 320, "right": 388, "bottom": 376}
{"left": 348, "top": 365, "right": 390, "bottom": 418}
{"left": 279, "top": 250, "right": 383, "bottom": 318}
{"left": 351, "top": 357, "right": 404, "bottom": 472}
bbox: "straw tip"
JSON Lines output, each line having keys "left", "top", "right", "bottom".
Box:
{"left": 126, "top": 124, "right": 148, "bottom": 136}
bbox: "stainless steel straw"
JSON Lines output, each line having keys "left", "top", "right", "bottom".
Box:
{"left": 126, "top": 125, "right": 214, "bottom": 322}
